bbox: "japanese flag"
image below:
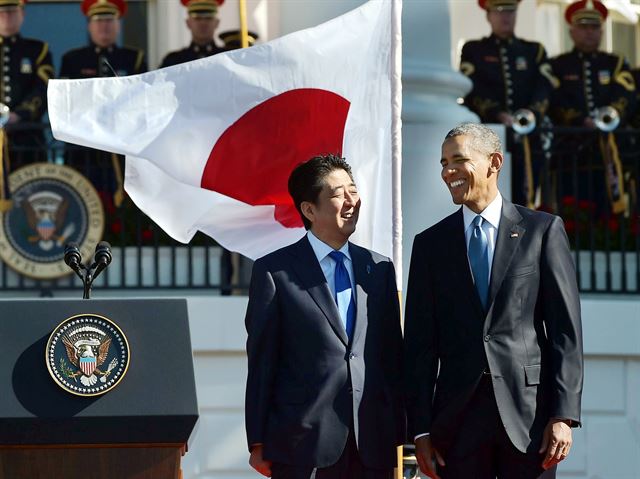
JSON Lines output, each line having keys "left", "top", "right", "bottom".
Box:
{"left": 48, "top": 0, "right": 402, "bottom": 264}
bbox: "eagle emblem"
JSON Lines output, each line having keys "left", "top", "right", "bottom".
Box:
{"left": 23, "top": 191, "right": 75, "bottom": 251}
{"left": 46, "top": 314, "right": 129, "bottom": 396}
{"left": 61, "top": 332, "right": 117, "bottom": 387}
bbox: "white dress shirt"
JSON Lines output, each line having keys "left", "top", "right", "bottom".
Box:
{"left": 307, "top": 231, "right": 356, "bottom": 330}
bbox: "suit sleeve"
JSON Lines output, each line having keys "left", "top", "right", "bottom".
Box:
{"left": 403, "top": 235, "right": 439, "bottom": 439}
{"left": 382, "top": 260, "right": 406, "bottom": 445}
{"left": 540, "top": 216, "right": 583, "bottom": 426}
{"left": 244, "top": 258, "right": 281, "bottom": 449}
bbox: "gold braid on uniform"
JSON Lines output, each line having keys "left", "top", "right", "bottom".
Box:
{"left": 460, "top": 61, "right": 475, "bottom": 77}
{"left": 134, "top": 49, "right": 144, "bottom": 73}
{"left": 38, "top": 65, "right": 54, "bottom": 84}
{"left": 613, "top": 55, "right": 635, "bottom": 92}
{"left": 540, "top": 63, "right": 560, "bottom": 89}
{"left": 530, "top": 99, "right": 549, "bottom": 117}
{"left": 599, "top": 132, "right": 626, "bottom": 215}
{"left": 0, "top": 129, "right": 11, "bottom": 212}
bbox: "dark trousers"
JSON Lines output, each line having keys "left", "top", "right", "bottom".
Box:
{"left": 437, "top": 375, "right": 556, "bottom": 479}
{"left": 270, "top": 431, "right": 393, "bottom": 479}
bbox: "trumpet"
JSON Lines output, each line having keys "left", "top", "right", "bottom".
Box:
{"left": 593, "top": 106, "right": 620, "bottom": 132}
{"left": 512, "top": 108, "right": 536, "bottom": 135}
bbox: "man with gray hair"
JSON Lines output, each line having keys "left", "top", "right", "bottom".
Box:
{"left": 404, "top": 123, "right": 583, "bottom": 478}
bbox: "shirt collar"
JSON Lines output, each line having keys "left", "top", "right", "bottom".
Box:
{"left": 307, "top": 230, "right": 351, "bottom": 263}
{"left": 462, "top": 192, "right": 503, "bottom": 232}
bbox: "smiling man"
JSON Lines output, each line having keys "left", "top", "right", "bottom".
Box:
{"left": 404, "top": 123, "right": 583, "bottom": 479}
{"left": 244, "top": 154, "right": 404, "bottom": 479}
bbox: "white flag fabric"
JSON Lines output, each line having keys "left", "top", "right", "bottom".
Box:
{"left": 48, "top": 0, "right": 398, "bottom": 262}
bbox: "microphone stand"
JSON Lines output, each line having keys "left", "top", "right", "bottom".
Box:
{"left": 64, "top": 242, "right": 113, "bottom": 299}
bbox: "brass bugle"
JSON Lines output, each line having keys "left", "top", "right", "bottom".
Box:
{"left": 593, "top": 106, "right": 620, "bottom": 132}
{"left": 512, "top": 108, "right": 536, "bottom": 135}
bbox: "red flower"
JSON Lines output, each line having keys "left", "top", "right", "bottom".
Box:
{"left": 564, "top": 220, "right": 576, "bottom": 234}
{"left": 141, "top": 229, "right": 153, "bottom": 242}
{"left": 110, "top": 220, "right": 123, "bottom": 235}
{"left": 578, "top": 199, "right": 595, "bottom": 212}
{"left": 562, "top": 196, "right": 576, "bottom": 207}
{"left": 607, "top": 217, "right": 619, "bottom": 233}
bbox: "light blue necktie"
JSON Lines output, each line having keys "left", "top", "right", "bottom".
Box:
{"left": 469, "top": 215, "right": 489, "bottom": 310}
{"left": 328, "top": 251, "right": 356, "bottom": 341}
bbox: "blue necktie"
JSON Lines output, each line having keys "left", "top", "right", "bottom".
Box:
{"left": 469, "top": 216, "right": 489, "bottom": 310}
{"left": 329, "top": 251, "right": 356, "bottom": 341}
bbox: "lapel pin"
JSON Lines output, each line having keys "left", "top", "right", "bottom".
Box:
{"left": 510, "top": 232, "right": 519, "bottom": 238}
{"left": 366, "top": 265, "right": 371, "bottom": 274}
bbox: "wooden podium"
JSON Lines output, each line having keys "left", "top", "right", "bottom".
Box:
{"left": 0, "top": 299, "right": 199, "bottom": 479}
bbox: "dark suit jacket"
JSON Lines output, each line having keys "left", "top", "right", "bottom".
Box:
{"left": 245, "top": 236, "right": 405, "bottom": 468}
{"left": 404, "top": 200, "right": 583, "bottom": 455}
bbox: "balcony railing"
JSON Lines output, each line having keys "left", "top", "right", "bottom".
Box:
{"left": 1, "top": 124, "right": 639, "bottom": 295}
{"left": 510, "top": 126, "right": 640, "bottom": 293}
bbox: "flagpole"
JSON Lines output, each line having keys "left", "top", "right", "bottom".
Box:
{"left": 391, "top": 2, "right": 404, "bottom": 479}
{"left": 238, "top": 0, "right": 249, "bottom": 48}
{"left": 391, "top": 0, "right": 403, "bottom": 293}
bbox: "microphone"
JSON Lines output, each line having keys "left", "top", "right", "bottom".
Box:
{"left": 64, "top": 242, "right": 82, "bottom": 273}
{"left": 92, "top": 241, "right": 112, "bottom": 279}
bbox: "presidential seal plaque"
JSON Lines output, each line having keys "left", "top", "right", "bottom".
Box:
{"left": 46, "top": 314, "right": 130, "bottom": 397}
{"left": 0, "top": 163, "right": 104, "bottom": 279}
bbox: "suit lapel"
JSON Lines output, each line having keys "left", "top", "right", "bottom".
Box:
{"left": 349, "top": 243, "right": 372, "bottom": 348}
{"left": 290, "top": 236, "right": 349, "bottom": 346}
{"left": 487, "top": 200, "right": 524, "bottom": 309}
{"left": 447, "top": 210, "right": 486, "bottom": 318}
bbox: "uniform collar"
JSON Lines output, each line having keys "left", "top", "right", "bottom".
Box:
{"left": 190, "top": 40, "right": 217, "bottom": 54}
{"left": 0, "top": 34, "right": 19, "bottom": 43}
{"left": 92, "top": 42, "right": 116, "bottom": 54}
{"left": 573, "top": 47, "right": 598, "bottom": 59}
{"left": 490, "top": 33, "right": 515, "bottom": 45}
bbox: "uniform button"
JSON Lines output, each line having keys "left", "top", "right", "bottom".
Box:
{"left": 507, "top": 89, "right": 513, "bottom": 95}
{"left": 500, "top": 47, "right": 506, "bottom": 54}
{"left": 3, "top": 66, "right": 8, "bottom": 72}
{"left": 4, "top": 96, "right": 10, "bottom": 103}
{"left": 484, "top": 334, "right": 491, "bottom": 342}
{"left": 588, "top": 102, "right": 595, "bottom": 109}
{"left": 3, "top": 76, "right": 8, "bottom": 82}
{"left": 505, "top": 71, "right": 511, "bottom": 79}
{"left": 507, "top": 100, "right": 513, "bottom": 107}
{"left": 585, "top": 69, "right": 591, "bottom": 76}
{"left": 349, "top": 352, "right": 356, "bottom": 360}
{"left": 2, "top": 46, "right": 8, "bottom": 52}
{"left": 584, "top": 61, "right": 590, "bottom": 68}
{"left": 3, "top": 85, "right": 10, "bottom": 92}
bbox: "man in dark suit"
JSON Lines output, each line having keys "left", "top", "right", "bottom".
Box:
{"left": 245, "top": 154, "right": 404, "bottom": 479}
{"left": 404, "top": 123, "right": 583, "bottom": 479}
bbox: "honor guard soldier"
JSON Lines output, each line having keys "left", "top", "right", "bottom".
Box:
{"left": 549, "top": 0, "right": 636, "bottom": 216}
{"left": 460, "top": 0, "right": 556, "bottom": 208}
{"left": 549, "top": 0, "right": 635, "bottom": 128}
{"left": 0, "top": 0, "right": 54, "bottom": 165}
{"left": 59, "top": 0, "right": 146, "bottom": 79}
{"left": 160, "top": 0, "right": 225, "bottom": 68}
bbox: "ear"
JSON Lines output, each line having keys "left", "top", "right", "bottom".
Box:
{"left": 300, "top": 201, "right": 315, "bottom": 225}
{"left": 489, "top": 152, "right": 503, "bottom": 173}
{"left": 213, "top": 17, "right": 220, "bottom": 30}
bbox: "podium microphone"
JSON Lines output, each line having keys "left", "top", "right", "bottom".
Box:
{"left": 92, "top": 241, "right": 112, "bottom": 280}
{"left": 64, "top": 242, "right": 83, "bottom": 278}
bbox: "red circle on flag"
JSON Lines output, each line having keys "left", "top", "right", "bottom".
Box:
{"left": 201, "top": 88, "right": 351, "bottom": 228}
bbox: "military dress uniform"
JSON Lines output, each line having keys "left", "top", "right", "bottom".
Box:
{"left": 629, "top": 68, "right": 640, "bottom": 129}
{"left": 160, "top": 0, "right": 225, "bottom": 68}
{"left": 549, "top": 50, "right": 635, "bottom": 127}
{"left": 461, "top": 0, "right": 557, "bottom": 208}
{"left": 59, "top": 0, "right": 146, "bottom": 214}
{"left": 461, "top": 34, "right": 556, "bottom": 123}
{"left": 59, "top": 43, "right": 146, "bottom": 79}
{"left": 0, "top": 33, "right": 54, "bottom": 164}
{"left": 548, "top": 0, "right": 636, "bottom": 216}
{"left": 160, "top": 41, "right": 224, "bottom": 68}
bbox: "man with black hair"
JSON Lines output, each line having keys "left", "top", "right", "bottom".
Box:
{"left": 244, "top": 154, "right": 405, "bottom": 479}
